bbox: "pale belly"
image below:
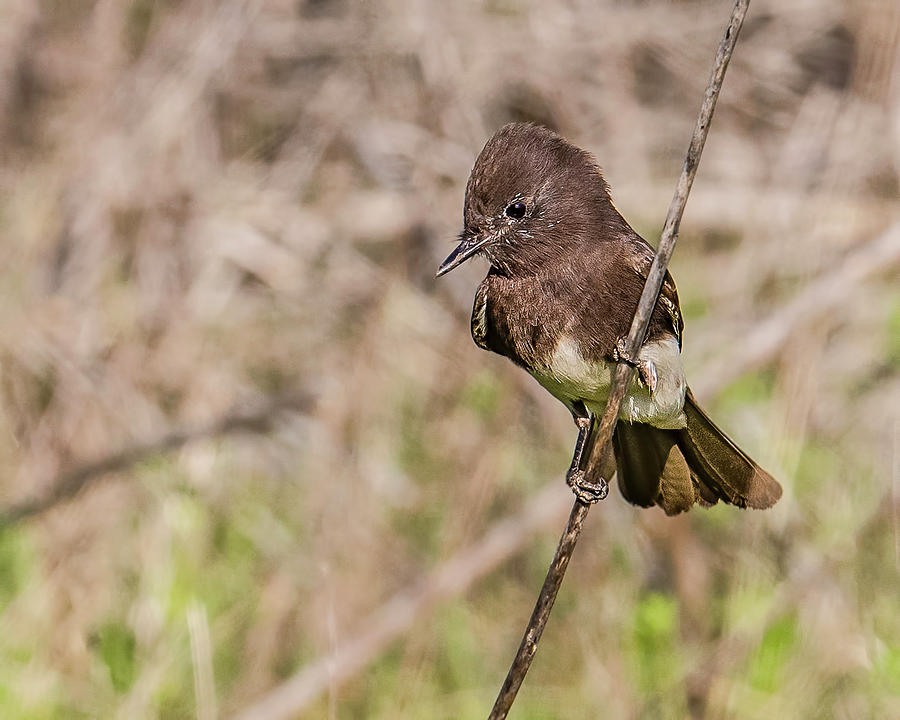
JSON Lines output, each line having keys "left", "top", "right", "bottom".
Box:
{"left": 529, "top": 335, "right": 687, "bottom": 429}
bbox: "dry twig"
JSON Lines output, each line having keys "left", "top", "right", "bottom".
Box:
{"left": 488, "top": 2, "right": 751, "bottom": 717}
{"left": 696, "top": 222, "right": 900, "bottom": 395}
{"left": 0, "top": 393, "right": 312, "bottom": 526}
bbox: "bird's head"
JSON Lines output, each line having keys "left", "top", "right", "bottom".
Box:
{"left": 436, "top": 123, "right": 624, "bottom": 278}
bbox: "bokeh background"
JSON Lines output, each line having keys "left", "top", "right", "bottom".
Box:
{"left": 1, "top": 0, "right": 898, "bottom": 718}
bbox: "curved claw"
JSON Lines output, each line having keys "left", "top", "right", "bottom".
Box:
{"left": 638, "top": 359, "right": 658, "bottom": 396}
{"left": 566, "top": 469, "right": 609, "bottom": 505}
{"left": 613, "top": 338, "right": 658, "bottom": 397}
{"left": 612, "top": 337, "right": 637, "bottom": 366}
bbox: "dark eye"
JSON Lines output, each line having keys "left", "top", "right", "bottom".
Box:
{"left": 505, "top": 201, "right": 527, "bottom": 220}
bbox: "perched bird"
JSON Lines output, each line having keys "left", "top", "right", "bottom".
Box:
{"left": 436, "top": 123, "right": 781, "bottom": 515}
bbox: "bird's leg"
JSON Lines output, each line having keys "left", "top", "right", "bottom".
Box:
{"left": 566, "top": 401, "right": 609, "bottom": 504}
{"left": 567, "top": 401, "right": 593, "bottom": 475}
{"left": 612, "top": 337, "right": 658, "bottom": 396}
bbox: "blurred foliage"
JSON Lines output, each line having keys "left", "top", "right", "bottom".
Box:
{"left": 0, "top": 0, "right": 898, "bottom": 718}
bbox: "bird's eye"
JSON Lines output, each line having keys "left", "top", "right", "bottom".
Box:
{"left": 505, "top": 201, "right": 527, "bottom": 220}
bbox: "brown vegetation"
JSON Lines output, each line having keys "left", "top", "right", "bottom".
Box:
{"left": 0, "top": 1, "right": 898, "bottom": 718}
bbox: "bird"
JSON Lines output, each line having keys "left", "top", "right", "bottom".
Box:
{"left": 436, "top": 122, "right": 782, "bottom": 515}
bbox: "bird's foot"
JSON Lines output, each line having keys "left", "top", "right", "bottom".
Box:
{"left": 612, "top": 337, "right": 637, "bottom": 366}
{"left": 612, "top": 338, "right": 657, "bottom": 396}
{"left": 566, "top": 469, "right": 609, "bottom": 505}
{"left": 637, "top": 358, "right": 657, "bottom": 396}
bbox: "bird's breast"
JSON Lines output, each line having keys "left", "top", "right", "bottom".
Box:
{"left": 530, "top": 336, "right": 613, "bottom": 404}
{"left": 529, "top": 335, "right": 612, "bottom": 406}
{"left": 530, "top": 335, "right": 687, "bottom": 429}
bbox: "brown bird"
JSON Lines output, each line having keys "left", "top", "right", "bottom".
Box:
{"left": 437, "top": 123, "right": 781, "bottom": 515}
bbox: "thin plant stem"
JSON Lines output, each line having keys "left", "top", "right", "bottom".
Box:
{"left": 487, "top": 2, "right": 752, "bottom": 717}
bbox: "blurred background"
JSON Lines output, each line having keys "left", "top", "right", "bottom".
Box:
{"left": 0, "top": 0, "right": 898, "bottom": 718}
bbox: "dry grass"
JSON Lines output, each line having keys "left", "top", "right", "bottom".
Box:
{"left": 0, "top": 1, "right": 898, "bottom": 718}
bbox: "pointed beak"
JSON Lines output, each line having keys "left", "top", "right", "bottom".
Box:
{"left": 435, "top": 233, "right": 491, "bottom": 278}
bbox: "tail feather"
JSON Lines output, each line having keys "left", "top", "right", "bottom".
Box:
{"left": 613, "top": 388, "right": 782, "bottom": 514}
{"left": 613, "top": 423, "right": 665, "bottom": 508}
{"left": 613, "top": 423, "right": 695, "bottom": 515}
{"left": 677, "top": 388, "right": 782, "bottom": 510}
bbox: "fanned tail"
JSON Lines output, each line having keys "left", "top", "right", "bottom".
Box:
{"left": 613, "top": 388, "right": 782, "bottom": 515}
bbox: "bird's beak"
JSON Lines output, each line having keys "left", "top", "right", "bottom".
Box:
{"left": 435, "top": 233, "right": 491, "bottom": 278}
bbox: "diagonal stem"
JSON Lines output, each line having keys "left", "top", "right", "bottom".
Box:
{"left": 486, "top": 2, "right": 752, "bottom": 718}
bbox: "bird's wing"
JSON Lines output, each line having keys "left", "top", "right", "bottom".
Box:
{"left": 626, "top": 239, "right": 684, "bottom": 348}
{"left": 470, "top": 279, "right": 490, "bottom": 351}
